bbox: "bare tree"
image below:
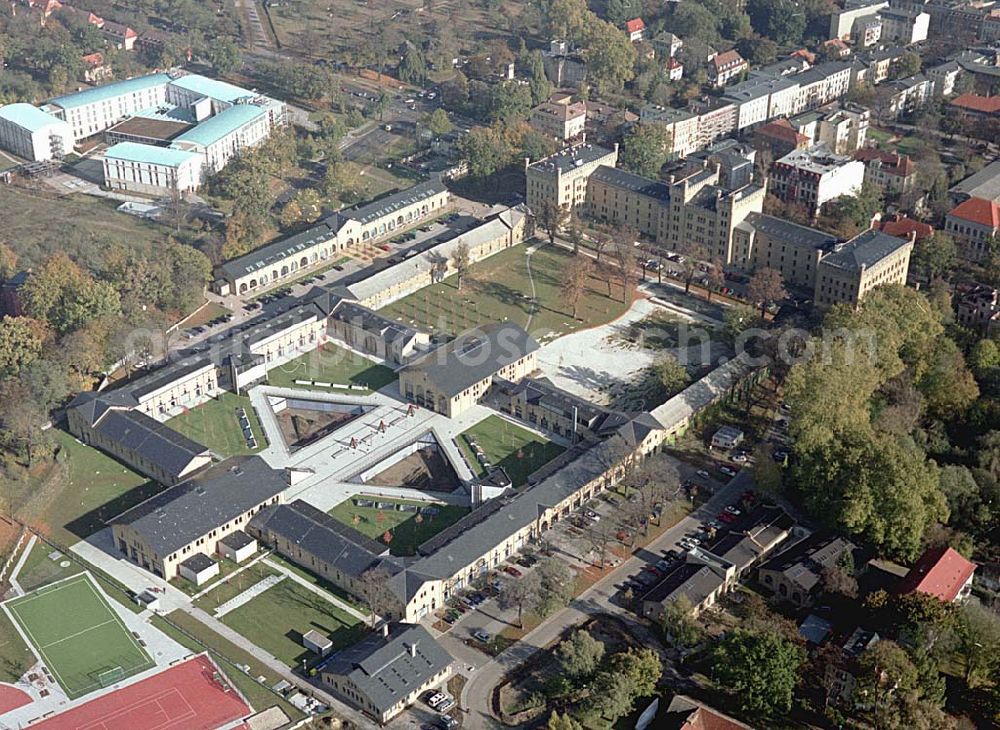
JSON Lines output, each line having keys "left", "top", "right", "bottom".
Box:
{"left": 678, "top": 242, "right": 708, "bottom": 294}
{"left": 591, "top": 224, "right": 611, "bottom": 263}
{"left": 561, "top": 254, "right": 593, "bottom": 319}
{"left": 747, "top": 267, "right": 788, "bottom": 317}
{"left": 357, "top": 567, "right": 396, "bottom": 627}
{"left": 587, "top": 520, "right": 616, "bottom": 568}
{"left": 537, "top": 200, "right": 568, "bottom": 245}
{"left": 497, "top": 573, "right": 540, "bottom": 629}
{"left": 566, "top": 212, "right": 584, "bottom": 254}
{"left": 451, "top": 241, "right": 471, "bottom": 292}
{"left": 611, "top": 233, "right": 635, "bottom": 304}
{"left": 706, "top": 257, "right": 725, "bottom": 301}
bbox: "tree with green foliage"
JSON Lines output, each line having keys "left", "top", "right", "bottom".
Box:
{"left": 587, "top": 669, "right": 633, "bottom": 722}
{"left": 895, "top": 51, "right": 922, "bottom": 80}
{"left": 537, "top": 200, "right": 568, "bottom": 245}
{"left": 204, "top": 38, "right": 242, "bottom": 74}
{"left": 711, "top": 628, "right": 806, "bottom": 718}
{"left": 748, "top": 0, "right": 806, "bottom": 46}
{"left": 620, "top": 123, "right": 672, "bottom": 178}
{"left": 661, "top": 596, "right": 703, "bottom": 648}
{"left": 654, "top": 354, "right": 690, "bottom": 397}
{"left": 855, "top": 640, "right": 920, "bottom": 728}
{"left": 950, "top": 601, "right": 1000, "bottom": 686}
{"left": 523, "top": 49, "right": 552, "bottom": 105}
{"left": 583, "top": 19, "right": 637, "bottom": 94}
{"left": 608, "top": 647, "right": 661, "bottom": 699}
{"left": 555, "top": 629, "right": 605, "bottom": 679}
{"left": 911, "top": 231, "right": 957, "bottom": 281}
{"left": 546, "top": 711, "right": 581, "bottom": 730}
{"left": 0, "top": 317, "right": 43, "bottom": 378}
{"left": 423, "top": 108, "right": 453, "bottom": 138}
{"left": 397, "top": 43, "right": 427, "bottom": 85}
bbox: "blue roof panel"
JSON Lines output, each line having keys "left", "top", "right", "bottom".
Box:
{"left": 105, "top": 141, "right": 202, "bottom": 167}
{"left": 171, "top": 105, "right": 266, "bottom": 148}
{"left": 0, "top": 103, "right": 67, "bottom": 132}
{"left": 50, "top": 74, "right": 172, "bottom": 110}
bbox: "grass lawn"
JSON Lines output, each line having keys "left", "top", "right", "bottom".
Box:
{"left": 5, "top": 574, "right": 153, "bottom": 699}
{"left": 220, "top": 578, "right": 367, "bottom": 668}
{"left": 265, "top": 554, "right": 368, "bottom": 614}
{"left": 379, "top": 243, "right": 632, "bottom": 342}
{"left": 457, "top": 415, "right": 565, "bottom": 487}
{"left": 153, "top": 612, "right": 305, "bottom": 721}
{"left": 169, "top": 552, "right": 256, "bottom": 597}
{"left": 194, "top": 562, "right": 281, "bottom": 613}
{"left": 167, "top": 392, "right": 265, "bottom": 458}
{"left": 0, "top": 608, "right": 33, "bottom": 683}
{"left": 265, "top": 343, "right": 396, "bottom": 391}
{"left": 21, "top": 429, "right": 164, "bottom": 545}
{"left": 327, "top": 497, "right": 469, "bottom": 556}
{"left": 181, "top": 302, "right": 232, "bottom": 329}
{"left": 14, "top": 539, "right": 83, "bottom": 593}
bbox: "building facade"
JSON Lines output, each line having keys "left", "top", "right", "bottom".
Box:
{"left": 814, "top": 229, "right": 914, "bottom": 308}
{"left": 525, "top": 143, "right": 619, "bottom": 212}
{"left": 770, "top": 144, "right": 866, "bottom": 215}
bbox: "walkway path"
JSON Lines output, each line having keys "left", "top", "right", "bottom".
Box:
{"left": 7, "top": 534, "right": 36, "bottom": 596}
{"left": 262, "top": 557, "right": 371, "bottom": 624}
{"left": 214, "top": 574, "right": 285, "bottom": 618}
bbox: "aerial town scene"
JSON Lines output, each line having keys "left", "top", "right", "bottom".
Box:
{"left": 0, "top": 0, "right": 998, "bottom": 728}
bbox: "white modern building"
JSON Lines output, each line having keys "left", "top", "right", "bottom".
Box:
{"left": 103, "top": 141, "right": 204, "bottom": 195}
{"left": 770, "top": 144, "right": 866, "bottom": 215}
{"left": 169, "top": 104, "right": 271, "bottom": 173}
{"left": 0, "top": 103, "right": 72, "bottom": 161}
{"left": 878, "top": 8, "right": 930, "bottom": 44}
{"left": 829, "top": 0, "right": 889, "bottom": 39}
{"left": 44, "top": 73, "right": 172, "bottom": 141}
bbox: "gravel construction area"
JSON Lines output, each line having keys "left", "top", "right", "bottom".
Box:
{"left": 535, "top": 297, "right": 722, "bottom": 405}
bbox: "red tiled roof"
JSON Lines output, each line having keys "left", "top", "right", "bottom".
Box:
{"left": 950, "top": 93, "right": 1000, "bottom": 115}
{"left": 880, "top": 215, "right": 933, "bottom": 241}
{"left": 81, "top": 52, "right": 105, "bottom": 66}
{"left": 667, "top": 57, "right": 683, "bottom": 70}
{"left": 711, "top": 49, "right": 745, "bottom": 72}
{"left": 950, "top": 197, "right": 1000, "bottom": 228}
{"left": 668, "top": 696, "right": 754, "bottom": 730}
{"left": 897, "top": 546, "right": 977, "bottom": 603}
{"left": 854, "top": 149, "right": 916, "bottom": 177}
{"left": 791, "top": 48, "right": 817, "bottom": 64}
{"left": 625, "top": 18, "right": 646, "bottom": 33}
{"left": 756, "top": 119, "right": 809, "bottom": 146}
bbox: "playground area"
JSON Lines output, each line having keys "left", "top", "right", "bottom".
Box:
{"left": 27, "top": 654, "right": 250, "bottom": 730}
{"left": 4, "top": 574, "right": 154, "bottom": 699}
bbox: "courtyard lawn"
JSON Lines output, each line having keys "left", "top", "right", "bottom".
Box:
{"left": 167, "top": 392, "right": 265, "bottom": 458}
{"left": 265, "top": 343, "right": 397, "bottom": 391}
{"left": 327, "top": 497, "right": 469, "bottom": 556}
{"left": 219, "top": 577, "right": 367, "bottom": 667}
{"left": 457, "top": 415, "right": 565, "bottom": 487}
{"left": 379, "top": 243, "right": 633, "bottom": 342}
{"left": 194, "top": 562, "right": 282, "bottom": 613}
{"left": 0, "top": 607, "right": 33, "bottom": 684}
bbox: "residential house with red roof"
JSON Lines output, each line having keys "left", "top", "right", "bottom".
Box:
{"left": 103, "top": 20, "right": 138, "bottom": 50}
{"left": 879, "top": 213, "right": 933, "bottom": 241}
{"left": 950, "top": 93, "right": 1000, "bottom": 118}
{"left": 666, "top": 56, "right": 684, "bottom": 81}
{"left": 624, "top": 17, "right": 646, "bottom": 42}
{"left": 753, "top": 118, "right": 810, "bottom": 158}
{"left": 854, "top": 149, "right": 918, "bottom": 199}
{"left": 897, "top": 546, "right": 976, "bottom": 603}
{"left": 80, "top": 52, "right": 112, "bottom": 83}
{"left": 664, "top": 695, "right": 754, "bottom": 729}
{"left": 708, "top": 49, "right": 748, "bottom": 88}
{"left": 945, "top": 196, "right": 1000, "bottom": 262}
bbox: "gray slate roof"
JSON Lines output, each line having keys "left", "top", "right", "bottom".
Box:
{"left": 342, "top": 179, "right": 448, "bottom": 226}
{"left": 820, "top": 229, "right": 912, "bottom": 271}
{"left": 320, "top": 623, "right": 453, "bottom": 715}
{"left": 591, "top": 165, "right": 670, "bottom": 201}
{"left": 528, "top": 143, "right": 616, "bottom": 175}
{"left": 745, "top": 212, "right": 840, "bottom": 252}
{"left": 94, "top": 409, "right": 209, "bottom": 481}
{"left": 113, "top": 456, "right": 287, "bottom": 557}
{"left": 248, "top": 500, "right": 390, "bottom": 577}
{"left": 400, "top": 322, "right": 539, "bottom": 398}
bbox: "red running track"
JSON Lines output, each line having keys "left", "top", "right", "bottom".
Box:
{"left": 0, "top": 684, "right": 31, "bottom": 714}
{"left": 29, "top": 655, "right": 249, "bottom": 730}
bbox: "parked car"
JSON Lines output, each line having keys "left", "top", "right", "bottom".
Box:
{"left": 437, "top": 714, "right": 458, "bottom": 729}
{"left": 472, "top": 629, "right": 490, "bottom": 643}
{"left": 724, "top": 505, "right": 741, "bottom": 516}
{"left": 584, "top": 510, "right": 600, "bottom": 521}
{"left": 731, "top": 453, "right": 748, "bottom": 463}
{"left": 643, "top": 565, "right": 662, "bottom": 577}
{"left": 656, "top": 559, "right": 673, "bottom": 572}
{"left": 503, "top": 565, "right": 522, "bottom": 578}
{"left": 437, "top": 696, "right": 456, "bottom": 713}
{"left": 718, "top": 512, "right": 737, "bottom": 524}
{"left": 719, "top": 465, "right": 737, "bottom": 477}
{"left": 696, "top": 469, "right": 710, "bottom": 479}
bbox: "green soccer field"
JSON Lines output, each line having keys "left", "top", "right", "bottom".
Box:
{"left": 5, "top": 574, "right": 154, "bottom": 699}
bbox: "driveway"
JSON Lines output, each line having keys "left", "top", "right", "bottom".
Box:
{"left": 456, "top": 469, "right": 753, "bottom": 729}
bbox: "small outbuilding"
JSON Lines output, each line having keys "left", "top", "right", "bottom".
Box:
{"left": 218, "top": 529, "right": 258, "bottom": 563}
{"left": 178, "top": 553, "right": 219, "bottom": 586}
{"left": 710, "top": 425, "right": 744, "bottom": 450}
{"left": 303, "top": 629, "right": 333, "bottom": 656}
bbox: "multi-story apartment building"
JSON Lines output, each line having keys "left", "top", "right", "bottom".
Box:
{"left": 525, "top": 142, "right": 619, "bottom": 212}
{"left": 689, "top": 97, "right": 738, "bottom": 147}
{"left": 813, "top": 229, "right": 914, "bottom": 308}
{"left": 708, "top": 50, "right": 749, "bottom": 87}
{"left": 640, "top": 106, "right": 701, "bottom": 157}
{"left": 529, "top": 96, "right": 587, "bottom": 141}
{"left": 769, "top": 144, "right": 866, "bottom": 215}
{"left": 0, "top": 103, "right": 72, "bottom": 161}
{"left": 829, "top": 0, "right": 889, "bottom": 39}
{"left": 946, "top": 196, "right": 1000, "bottom": 261}
{"left": 732, "top": 212, "right": 839, "bottom": 289}
{"left": 815, "top": 104, "right": 870, "bottom": 154}
{"left": 724, "top": 77, "right": 800, "bottom": 131}
{"left": 878, "top": 7, "right": 931, "bottom": 43}
{"left": 585, "top": 161, "right": 765, "bottom": 264}
{"left": 43, "top": 73, "right": 172, "bottom": 141}
{"left": 854, "top": 149, "right": 918, "bottom": 199}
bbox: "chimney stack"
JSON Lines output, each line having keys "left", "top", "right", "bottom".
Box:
{"left": 409, "top": 641, "right": 418, "bottom": 658}
{"left": 381, "top": 623, "right": 390, "bottom": 638}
